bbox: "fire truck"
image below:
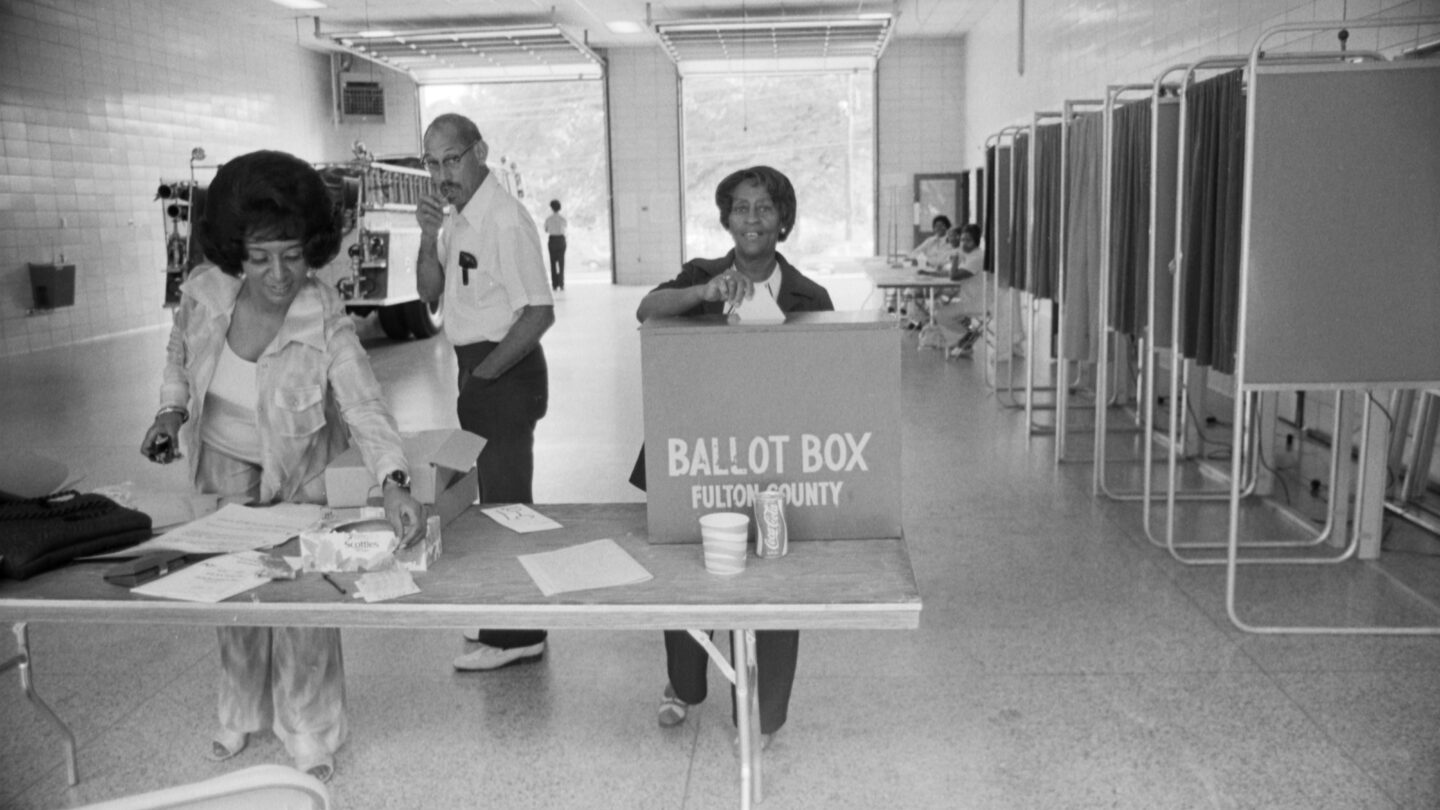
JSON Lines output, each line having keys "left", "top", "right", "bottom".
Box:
{"left": 158, "top": 151, "right": 441, "bottom": 341}
{"left": 313, "top": 156, "right": 441, "bottom": 340}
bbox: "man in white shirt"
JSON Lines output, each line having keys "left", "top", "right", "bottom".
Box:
{"left": 416, "top": 113, "right": 555, "bottom": 671}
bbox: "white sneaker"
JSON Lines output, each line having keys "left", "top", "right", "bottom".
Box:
{"left": 453, "top": 641, "right": 545, "bottom": 672}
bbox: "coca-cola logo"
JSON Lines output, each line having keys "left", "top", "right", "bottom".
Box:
{"left": 763, "top": 503, "right": 781, "bottom": 534}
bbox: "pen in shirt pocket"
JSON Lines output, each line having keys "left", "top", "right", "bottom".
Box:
{"left": 459, "top": 251, "right": 476, "bottom": 285}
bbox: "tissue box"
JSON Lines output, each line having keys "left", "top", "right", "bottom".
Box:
{"left": 395, "top": 515, "right": 442, "bottom": 572}
{"left": 324, "top": 429, "right": 485, "bottom": 526}
{"left": 300, "top": 511, "right": 442, "bottom": 573}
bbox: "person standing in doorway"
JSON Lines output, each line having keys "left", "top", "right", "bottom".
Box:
{"left": 544, "top": 199, "right": 567, "bottom": 291}
{"left": 415, "top": 113, "right": 555, "bottom": 671}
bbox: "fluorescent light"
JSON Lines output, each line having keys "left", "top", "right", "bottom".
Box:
{"left": 606, "top": 20, "right": 644, "bottom": 34}
{"left": 269, "top": 0, "right": 327, "bottom": 9}
{"left": 358, "top": 29, "right": 395, "bottom": 38}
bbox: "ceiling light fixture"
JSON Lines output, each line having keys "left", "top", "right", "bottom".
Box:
{"left": 320, "top": 22, "right": 606, "bottom": 84}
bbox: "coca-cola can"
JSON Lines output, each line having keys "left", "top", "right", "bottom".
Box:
{"left": 754, "top": 487, "right": 788, "bottom": 558}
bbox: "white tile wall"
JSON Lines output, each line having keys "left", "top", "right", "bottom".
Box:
{"left": 877, "top": 39, "right": 968, "bottom": 252}
{"left": 0, "top": 0, "right": 421, "bottom": 358}
{"left": 605, "top": 47, "right": 684, "bottom": 287}
{"left": 961, "top": 0, "right": 1440, "bottom": 162}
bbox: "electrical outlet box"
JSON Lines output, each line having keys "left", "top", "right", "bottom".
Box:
{"left": 28, "top": 263, "right": 75, "bottom": 310}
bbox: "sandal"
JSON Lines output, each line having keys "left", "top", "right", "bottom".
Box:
{"left": 658, "top": 685, "right": 688, "bottom": 728}
{"left": 204, "top": 731, "right": 247, "bottom": 762}
{"left": 298, "top": 754, "right": 335, "bottom": 784}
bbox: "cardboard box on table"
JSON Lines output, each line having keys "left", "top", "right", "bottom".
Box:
{"left": 638, "top": 311, "right": 902, "bottom": 543}
{"left": 323, "top": 428, "right": 486, "bottom": 527}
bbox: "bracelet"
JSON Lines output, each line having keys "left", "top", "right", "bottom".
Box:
{"left": 156, "top": 405, "right": 189, "bottom": 424}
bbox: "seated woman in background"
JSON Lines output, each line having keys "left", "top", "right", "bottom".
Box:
{"left": 635, "top": 165, "right": 833, "bottom": 750}
{"left": 908, "top": 214, "right": 954, "bottom": 268}
{"left": 140, "top": 150, "right": 424, "bottom": 783}
{"left": 897, "top": 214, "right": 957, "bottom": 326}
{"left": 930, "top": 223, "right": 988, "bottom": 358}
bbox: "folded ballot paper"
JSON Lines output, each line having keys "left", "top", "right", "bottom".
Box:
{"left": 517, "top": 538, "right": 653, "bottom": 597}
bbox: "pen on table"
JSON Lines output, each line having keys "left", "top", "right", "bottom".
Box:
{"left": 321, "top": 573, "right": 347, "bottom": 595}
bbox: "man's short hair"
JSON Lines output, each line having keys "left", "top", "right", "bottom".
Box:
{"left": 425, "top": 113, "right": 483, "bottom": 147}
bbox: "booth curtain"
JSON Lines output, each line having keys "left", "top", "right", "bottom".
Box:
{"left": 983, "top": 145, "right": 996, "bottom": 273}
{"left": 1030, "top": 123, "right": 1063, "bottom": 300}
{"left": 1108, "top": 99, "right": 1151, "bottom": 338}
{"left": 1062, "top": 111, "right": 1104, "bottom": 360}
{"left": 1180, "top": 69, "right": 1245, "bottom": 375}
{"left": 1005, "top": 133, "right": 1030, "bottom": 291}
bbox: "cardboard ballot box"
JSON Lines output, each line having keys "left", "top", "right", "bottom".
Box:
{"left": 324, "top": 429, "right": 485, "bottom": 526}
{"left": 639, "top": 311, "right": 901, "bottom": 544}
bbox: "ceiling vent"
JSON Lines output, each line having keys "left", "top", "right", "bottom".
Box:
{"left": 339, "top": 77, "right": 385, "bottom": 122}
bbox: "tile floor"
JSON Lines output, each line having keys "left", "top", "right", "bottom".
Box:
{"left": 2, "top": 273, "right": 1439, "bottom": 810}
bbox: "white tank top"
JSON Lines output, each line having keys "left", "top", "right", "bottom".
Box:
{"left": 200, "top": 341, "right": 262, "bottom": 464}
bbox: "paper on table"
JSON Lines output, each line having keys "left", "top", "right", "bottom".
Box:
{"left": 128, "top": 502, "right": 325, "bottom": 555}
{"left": 482, "top": 504, "right": 563, "bottom": 533}
{"left": 130, "top": 551, "right": 271, "bottom": 603}
{"left": 517, "top": 538, "right": 653, "bottom": 597}
{"left": 352, "top": 564, "right": 421, "bottom": 603}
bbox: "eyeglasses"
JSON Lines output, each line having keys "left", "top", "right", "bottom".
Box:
{"left": 420, "top": 141, "right": 477, "bottom": 173}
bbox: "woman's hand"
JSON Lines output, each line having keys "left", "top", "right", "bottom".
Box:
{"left": 700, "top": 269, "right": 754, "bottom": 310}
{"left": 141, "top": 412, "right": 185, "bottom": 464}
{"left": 383, "top": 485, "right": 426, "bottom": 548}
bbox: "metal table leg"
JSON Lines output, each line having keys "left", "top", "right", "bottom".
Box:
{"left": 3, "top": 622, "right": 78, "bottom": 786}
{"left": 687, "top": 628, "right": 765, "bottom": 807}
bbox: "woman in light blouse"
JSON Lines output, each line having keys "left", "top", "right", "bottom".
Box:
{"left": 141, "top": 150, "right": 423, "bottom": 783}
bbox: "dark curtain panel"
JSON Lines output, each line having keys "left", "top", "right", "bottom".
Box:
{"left": 1006, "top": 133, "right": 1030, "bottom": 290}
{"left": 984, "top": 145, "right": 996, "bottom": 272}
{"left": 1180, "top": 69, "right": 1245, "bottom": 374}
{"left": 1108, "top": 98, "right": 1151, "bottom": 338}
{"left": 1062, "top": 111, "right": 1104, "bottom": 360}
{"left": 1031, "top": 123, "right": 1063, "bottom": 300}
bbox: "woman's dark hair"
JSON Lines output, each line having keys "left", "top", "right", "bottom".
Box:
{"left": 549, "top": 199, "right": 561, "bottom": 212}
{"left": 198, "top": 150, "right": 342, "bottom": 277}
{"left": 715, "top": 166, "right": 797, "bottom": 242}
{"left": 932, "top": 215, "right": 953, "bottom": 232}
{"left": 959, "top": 223, "right": 981, "bottom": 243}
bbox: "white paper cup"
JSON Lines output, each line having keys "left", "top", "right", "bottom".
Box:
{"left": 699, "top": 512, "right": 749, "bottom": 575}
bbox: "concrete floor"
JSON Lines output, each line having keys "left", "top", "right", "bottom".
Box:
{"left": 2, "top": 272, "right": 1439, "bottom": 809}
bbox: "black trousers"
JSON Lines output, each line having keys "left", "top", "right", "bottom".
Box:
{"left": 455, "top": 340, "right": 549, "bottom": 648}
{"left": 547, "top": 235, "right": 566, "bottom": 290}
{"left": 663, "top": 629, "right": 799, "bottom": 735}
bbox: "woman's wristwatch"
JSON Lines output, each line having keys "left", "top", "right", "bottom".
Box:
{"left": 384, "top": 470, "right": 411, "bottom": 492}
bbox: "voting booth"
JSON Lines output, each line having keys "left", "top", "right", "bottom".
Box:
{"left": 639, "top": 311, "right": 902, "bottom": 543}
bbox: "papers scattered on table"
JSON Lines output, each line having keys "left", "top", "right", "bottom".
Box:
{"left": 482, "top": 504, "right": 563, "bottom": 533}
{"left": 517, "top": 538, "right": 653, "bottom": 597}
{"left": 130, "top": 551, "right": 271, "bottom": 603}
{"left": 131, "top": 503, "right": 326, "bottom": 555}
{"left": 352, "top": 563, "right": 421, "bottom": 603}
